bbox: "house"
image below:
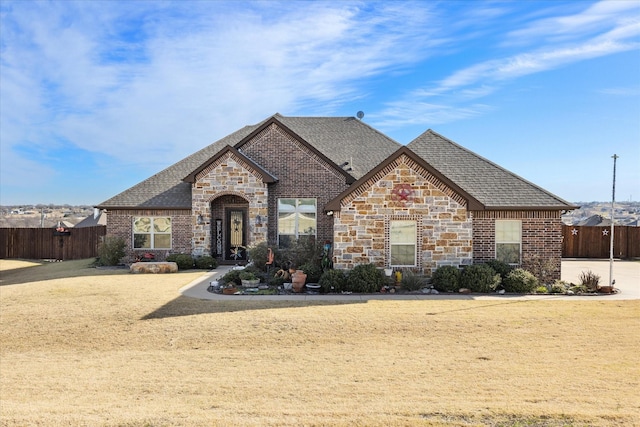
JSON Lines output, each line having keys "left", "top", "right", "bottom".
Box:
{"left": 96, "top": 113, "right": 576, "bottom": 279}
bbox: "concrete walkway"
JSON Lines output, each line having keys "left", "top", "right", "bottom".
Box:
{"left": 179, "top": 259, "right": 639, "bottom": 301}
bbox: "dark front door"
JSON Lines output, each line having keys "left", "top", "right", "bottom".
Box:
{"left": 225, "top": 209, "right": 247, "bottom": 261}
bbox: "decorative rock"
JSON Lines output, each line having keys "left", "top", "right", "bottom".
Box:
{"left": 458, "top": 288, "right": 471, "bottom": 294}
{"left": 130, "top": 262, "right": 178, "bottom": 274}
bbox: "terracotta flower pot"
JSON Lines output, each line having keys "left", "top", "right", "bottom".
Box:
{"left": 291, "top": 272, "right": 307, "bottom": 293}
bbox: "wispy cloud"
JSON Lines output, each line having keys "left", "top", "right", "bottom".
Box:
{"left": 1, "top": 1, "right": 435, "bottom": 177}
{"left": 377, "top": 0, "right": 640, "bottom": 129}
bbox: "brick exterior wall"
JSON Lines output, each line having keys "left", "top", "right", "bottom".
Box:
{"left": 333, "top": 154, "right": 472, "bottom": 275}
{"left": 191, "top": 151, "right": 269, "bottom": 256}
{"left": 105, "top": 209, "right": 191, "bottom": 262}
{"left": 240, "top": 123, "right": 350, "bottom": 246}
{"left": 472, "top": 210, "right": 563, "bottom": 280}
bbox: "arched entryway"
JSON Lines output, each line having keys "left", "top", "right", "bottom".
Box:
{"left": 210, "top": 194, "right": 250, "bottom": 262}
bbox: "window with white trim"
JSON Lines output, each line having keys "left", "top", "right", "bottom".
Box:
{"left": 495, "top": 220, "right": 521, "bottom": 264}
{"left": 277, "top": 198, "right": 316, "bottom": 248}
{"left": 133, "top": 217, "right": 172, "bottom": 249}
{"left": 390, "top": 220, "right": 417, "bottom": 267}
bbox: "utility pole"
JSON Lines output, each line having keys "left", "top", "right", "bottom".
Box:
{"left": 609, "top": 154, "right": 618, "bottom": 288}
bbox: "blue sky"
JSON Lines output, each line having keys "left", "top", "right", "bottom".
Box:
{"left": 1, "top": 0, "right": 639, "bottom": 206}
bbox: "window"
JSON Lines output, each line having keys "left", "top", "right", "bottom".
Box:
{"left": 390, "top": 220, "right": 416, "bottom": 266}
{"left": 278, "top": 198, "right": 316, "bottom": 248}
{"left": 495, "top": 220, "right": 521, "bottom": 264}
{"left": 133, "top": 217, "right": 172, "bottom": 249}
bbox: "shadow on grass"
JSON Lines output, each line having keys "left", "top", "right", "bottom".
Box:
{"left": 141, "top": 295, "right": 366, "bottom": 319}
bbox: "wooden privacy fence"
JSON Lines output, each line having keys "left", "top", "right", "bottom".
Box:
{"left": 0, "top": 226, "right": 106, "bottom": 260}
{"left": 562, "top": 225, "right": 639, "bottom": 259}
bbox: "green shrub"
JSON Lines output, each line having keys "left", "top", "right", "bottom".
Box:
{"left": 247, "top": 242, "right": 279, "bottom": 272}
{"left": 319, "top": 269, "right": 347, "bottom": 293}
{"left": 166, "top": 253, "right": 194, "bottom": 270}
{"left": 239, "top": 271, "right": 258, "bottom": 281}
{"left": 534, "top": 286, "right": 549, "bottom": 294}
{"left": 194, "top": 255, "right": 217, "bottom": 270}
{"left": 279, "top": 237, "right": 323, "bottom": 271}
{"left": 579, "top": 270, "right": 600, "bottom": 292}
{"left": 504, "top": 268, "right": 539, "bottom": 293}
{"left": 460, "top": 264, "right": 501, "bottom": 293}
{"left": 483, "top": 259, "right": 513, "bottom": 281}
{"left": 347, "top": 263, "right": 386, "bottom": 293}
{"left": 299, "top": 262, "right": 322, "bottom": 283}
{"left": 221, "top": 269, "right": 242, "bottom": 287}
{"left": 97, "top": 236, "right": 126, "bottom": 266}
{"left": 431, "top": 265, "right": 461, "bottom": 292}
{"left": 400, "top": 269, "right": 428, "bottom": 291}
{"left": 550, "top": 280, "right": 570, "bottom": 294}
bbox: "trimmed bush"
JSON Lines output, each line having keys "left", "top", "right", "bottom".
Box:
{"left": 194, "top": 255, "right": 217, "bottom": 270}
{"left": 460, "top": 264, "right": 501, "bottom": 293}
{"left": 346, "top": 263, "right": 386, "bottom": 293}
{"left": 483, "top": 259, "right": 513, "bottom": 281}
{"left": 504, "top": 268, "right": 539, "bottom": 293}
{"left": 97, "top": 236, "right": 126, "bottom": 266}
{"left": 166, "top": 253, "right": 194, "bottom": 270}
{"left": 319, "top": 269, "right": 347, "bottom": 293}
{"left": 431, "top": 265, "right": 461, "bottom": 292}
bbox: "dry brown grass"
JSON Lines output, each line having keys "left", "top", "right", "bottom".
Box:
{"left": 1, "top": 259, "right": 639, "bottom": 427}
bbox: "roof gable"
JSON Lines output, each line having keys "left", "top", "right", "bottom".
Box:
{"left": 325, "top": 146, "right": 484, "bottom": 211}
{"left": 183, "top": 145, "right": 278, "bottom": 184}
{"left": 234, "top": 115, "right": 355, "bottom": 184}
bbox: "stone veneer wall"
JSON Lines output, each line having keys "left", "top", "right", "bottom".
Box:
{"left": 472, "top": 210, "right": 563, "bottom": 280}
{"left": 239, "top": 123, "right": 350, "bottom": 246}
{"left": 191, "top": 152, "right": 268, "bottom": 256}
{"left": 333, "top": 155, "right": 472, "bottom": 275}
{"left": 105, "top": 209, "right": 192, "bottom": 262}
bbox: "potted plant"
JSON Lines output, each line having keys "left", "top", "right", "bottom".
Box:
{"left": 240, "top": 271, "right": 260, "bottom": 287}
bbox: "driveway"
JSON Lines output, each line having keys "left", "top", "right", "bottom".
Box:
{"left": 180, "top": 259, "right": 639, "bottom": 301}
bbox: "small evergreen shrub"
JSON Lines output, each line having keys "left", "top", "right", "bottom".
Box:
{"left": 431, "top": 265, "right": 461, "bottom": 292}
{"left": 401, "top": 269, "right": 428, "bottom": 291}
{"left": 194, "top": 255, "right": 217, "bottom": 270}
{"left": 166, "top": 253, "right": 194, "bottom": 270}
{"left": 535, "top": 286, "right": 549, "bottom": 294}
{"left": 484, "top": 259, "right": 513, "bottom": 281}
{"left": 346, "top": 263, "right": 386, "bottom": 293}
{"left": 504, "top": 268, "right": 539, "bottom": 293}
{"left": 97, "top": 236, "right": 126, "bottom": 266}
{"left": 460, "top": 264, "right": 501, "bottom": 293}
{"left": 221, "top": 269, "right": 242, "bottom": 287}
{"left": 579, "top": 270, "right": 600, "bottom": 292}
{"left": 319, "top": 269, "right": 347, "bottom": 293}
{"left": 299, "top": 262, "right": 322, "bottom": 283}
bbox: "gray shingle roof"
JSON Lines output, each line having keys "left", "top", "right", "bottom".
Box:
{"left": 97, "top": 124, "right": 260, "bottom": 208}
{"left": 96, "top": 114, "right": 400, "bottom": 209}
{"left": 407, "top": 129, "right": 576, "bottom": 209}
{"left": 274, "top": 115, "right": 401, "bottom": 179}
